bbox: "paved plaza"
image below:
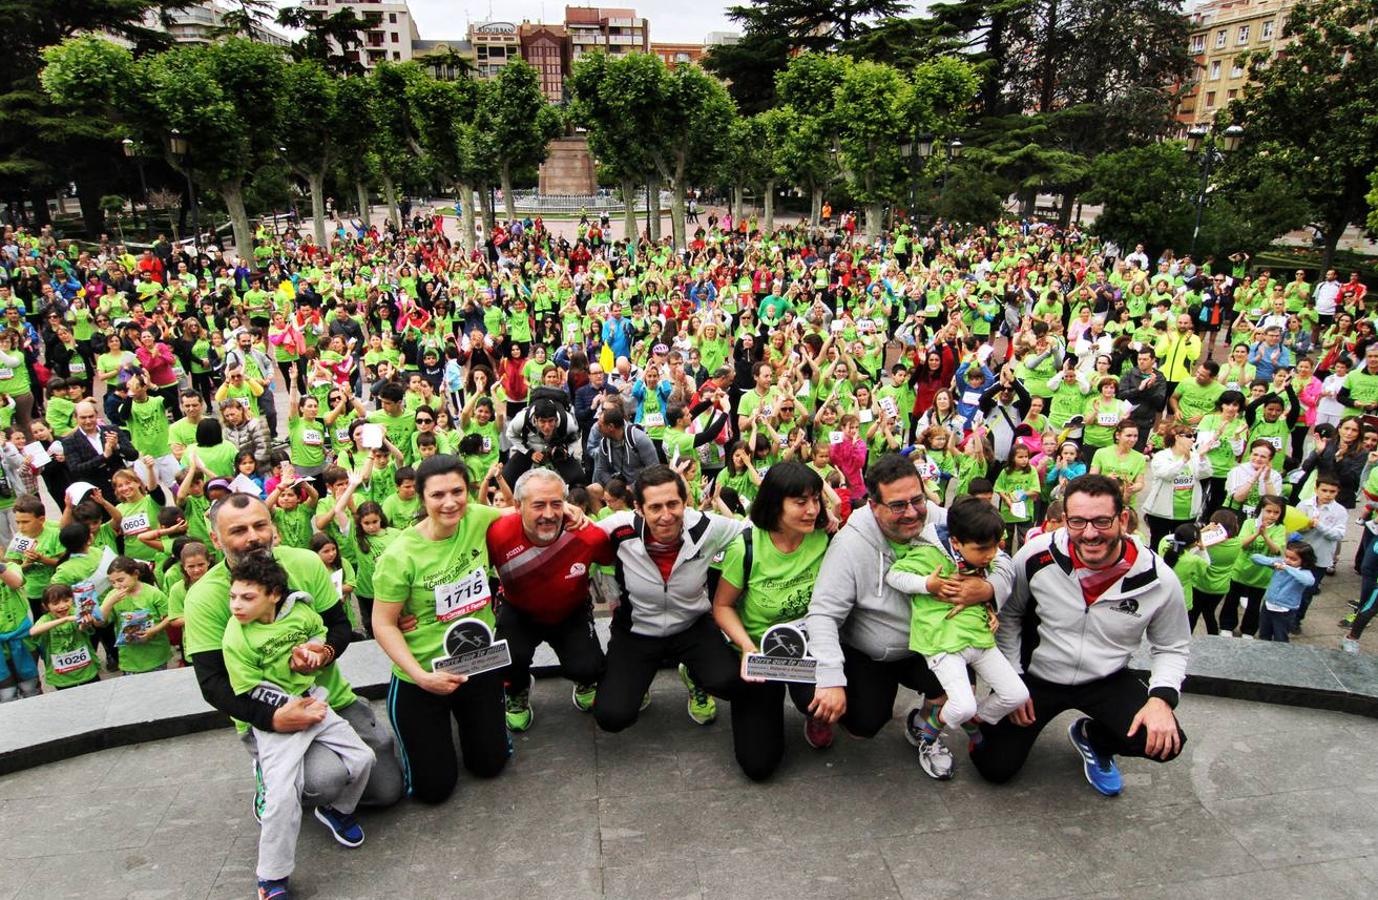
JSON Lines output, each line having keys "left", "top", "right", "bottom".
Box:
{"left": 3, "top": 673, "right": 1378, "bottom": 899}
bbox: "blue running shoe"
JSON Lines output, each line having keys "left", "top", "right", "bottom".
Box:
{"left": 313, "top": 805, "right": 365, "bottom": 848}
{"left": 1067, "top": 716, "right": 1122, "bottom": 796}
{"left": 257, "top": 877, "right": 290, "bottom": 899}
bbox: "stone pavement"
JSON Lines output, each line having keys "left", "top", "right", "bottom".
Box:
{"left": 5, "top": 674, "right": 1378, "bottom": 899}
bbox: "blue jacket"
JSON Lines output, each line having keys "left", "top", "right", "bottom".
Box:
{"left": 1250, "top": 554, "right": 1314, "bottom": 611}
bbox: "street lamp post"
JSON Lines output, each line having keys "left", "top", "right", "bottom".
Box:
{"left": 1185, "top": 123, "right": 1243, "bottom": 257}
{"left": 121, "top": 138, "right": 149, "bottom": 240}
{"left": 900, "top": 134, "right": 960, "bottom": 223}
{"left": 167, "top": 129, "right": 199, "bottom": 248}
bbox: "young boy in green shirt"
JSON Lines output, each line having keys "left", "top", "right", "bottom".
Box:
{"left": 885, "top": 497, "right": 1029, "bottom": 775}
{"left": 26, "top": 583, "right": 99, "bottom": 690}
{"left": 222, "top": 552, "right": 374, "bottom": 900}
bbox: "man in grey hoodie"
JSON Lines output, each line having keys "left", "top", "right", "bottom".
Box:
{"left": 806, "top": 454, "right": 1013, "bottom": 779}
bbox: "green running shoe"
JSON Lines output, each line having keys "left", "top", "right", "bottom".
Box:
{"left": 572, "top": 681, "right": 597, "bottom": 712}
{"left": 505, "top": 675, "right": 534, "bottom": 732}
{"left": 677, "top": 663, "right": 717, "bottom": 725}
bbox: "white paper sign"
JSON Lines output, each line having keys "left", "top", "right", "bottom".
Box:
{"left": 360, "top": 424, "right": 385, "bottom": 449}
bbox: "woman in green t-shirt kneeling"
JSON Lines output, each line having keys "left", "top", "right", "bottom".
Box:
{"left": 371, "top": 455, "right": 507, "bottom": 804}
{"left": 712, "top": 461, "right": 829, "bottom": 781}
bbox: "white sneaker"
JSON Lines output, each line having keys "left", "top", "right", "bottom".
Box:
{"left": 1342, "top": 637, "right": 1360, "bottom": 654}
{"left": 916, "top": 735, "right": 955, "bottom": 780}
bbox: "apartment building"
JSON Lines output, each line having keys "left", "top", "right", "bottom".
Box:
{"left": 520, "top": 24, "right": 571, "bottom": 102}
{"left": 565, "top": 6, "right": 650, "bottom": 62}
{"left": 651, "top": 41, "right": 706, "bottom": 69}
{"left": 1178, "top": 0, "right": 1296, "bottom": 125}
{"left": 300, "top": 0, "right": 421, "bottom": 69}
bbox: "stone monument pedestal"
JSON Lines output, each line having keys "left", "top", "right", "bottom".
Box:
{"left": 539, "top": 135, "right": 597, "bottom": 195}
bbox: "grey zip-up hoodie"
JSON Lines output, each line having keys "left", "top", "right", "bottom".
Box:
{"left": 998, "top": 529, "right": 1190, "bottom": 705}
{"left": 806, "top": 503, "right": 1015, "bottom": 689}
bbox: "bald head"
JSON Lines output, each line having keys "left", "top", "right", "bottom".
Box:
{"left": 75, "top": 400, "right": 100, "bottom": 434}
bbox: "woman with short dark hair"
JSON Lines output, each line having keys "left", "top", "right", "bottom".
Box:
{"left": 712, "top": 461, "right": 831, "bottom": 781}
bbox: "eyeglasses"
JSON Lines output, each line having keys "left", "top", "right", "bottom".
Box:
{"left": 416, "top": 417, "right": 434, "bottom": 424}
{"left": 1065, "top": 515, "right": 1118, "bottom": 531}
{"left": 879, "top": 496, "right": 926, "bottom": 515}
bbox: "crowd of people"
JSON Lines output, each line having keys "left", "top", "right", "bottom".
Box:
{"left": 0, "top": 208, "right": 1374, "bottom": 899}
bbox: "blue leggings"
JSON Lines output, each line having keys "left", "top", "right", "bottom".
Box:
{"left": 0, "top": 631, "right": 38, "bottom": 683}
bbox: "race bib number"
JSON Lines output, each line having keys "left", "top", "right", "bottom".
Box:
{"left": 643, "top": 412, "right": 664, "bottom": 429}
{"left": 880, "top": 397, "right": 899, "bottom": 419}
{"left": 52, "top": 646, "right": 92, "bottom": 675}
{"left": 1096, "top": 411, "right": 1119, "bottom": 427}
{"left": 760, "top": 404, "right": 774, "bottom": 419}
{"left": 961, "top": 390, "right": 982, "bottom": 407}
{"left": 434, "top": 568, "right": 491, "bottom": 622}
{"left": 302, "top": 428, "right": 323, "bottom": 447}
{"left": 7, "top": 535, "right": 35, "bottom": 557}
{"left": 0, "top": 368, "right": 14, "bottom": 380}
{"left": 1173, "top": 472, "right": 1195, "bottom": 489}
{"left": 121, "top": 512, "right": 150, "bottom": 535}
{"left": 1265, "top": 436, "right": 1284, "bottom": 451}
{"left": 830, "top": 431, "right": 844, "bottom": 444}
{"left": 70, "top": 360, "right": 86, "bottom": 376}
{"left": 858, "top": 409, "right": 874, "bottom": 423}
{"left": 481, "top": 435, "right": 493, "bottom": 453}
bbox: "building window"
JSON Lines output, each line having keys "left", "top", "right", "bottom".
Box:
{"left": 391, "top": 32, "right": 398, "bottom": 42}
{"left": 1191, "top": 34, "right": 1205, "bottom": 53}
{"left": 1205, "top": 91, "right": 1216, "bottom": 107}
{"left": 1215, "top": 30, "right": 1227, "bottom": 48}
{"left": 1261, "top": 20, "right": 1274, "bottom": 39}
{"left": 1209, "top": 60, "right": 1221, "bottom": 79}
{"left": 389, "top": 12, "right": 396, "bottom": 23}
{"left": 393, "top": 51, "right": 401, "bottom": 60}
{"left": 1231, "top": 62, "right": 1244, "bottom": 78}
{"left": 1227, "top": 88, "right": 1237, "bottom": 100}
{"left": 1237, "top": 24, "right": 1249, "bottom": 44}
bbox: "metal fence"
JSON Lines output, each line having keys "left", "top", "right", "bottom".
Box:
{"left": 473, "top": 189, "right": 672, "bottom": 214}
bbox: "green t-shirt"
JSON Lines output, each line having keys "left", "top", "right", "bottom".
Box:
{"left": 1229, "top": 521, "right": 1287, "bottom": 588}
{"left": 273, "top": 504, "right": 315, "bottom": 550}
{"left": 1198, "top": 413, "right": 1249, "bottom": 479}
{"left": 116, "top": 495, "right": 163, "bottom": 563}
{"left": 47, "top": 396, "right": 77, "bottom": 436}
{"left": 181, "top": 493, "right": 212, "bottom": 547}
{"left": 127, "top": 396, "right": 171, "bottom": 458}
{"left": 1158, "top": 536, "right": 1208, "bottom": 611}
{"left": 169, "top": 417, "right": 201, "bottom": 453}
{"left": 1248, "top": 418, "right": 1289, "bottom": 471}
{"left": 371, "top": 505, "right": 503, "bottom": 684}
{"left": 8, "top": 522, "right": 63, "bottom": 600}
{"left": 1173, "top": 379, "right": 1224, "bottom": 424}
{"left": 993, "top": 468, "right": 1039, "bottom": 522}
{"left": 367, "top": 408, "right": 414, "bottom": 453}
{"left": 1343, "top": 367, "right": 1378, "bottom": 415}
{"left": 891, "top": 543, "right": 997, "bottom": 655}
{"left": 194, "top": 441, "right": 239, "bottom": 478}
{"left": 27, "top": 613, "right": 99, "bottom": 689}
{"left": 222, "top": 599, "right": 327, "bottom": 702}
{"left": 109, "top": 584, "right": 172, "bottom": 673}
{"left": 1200, "top": 534, "right": 1241, "bottom": 595}
{"left": 354, "top": 527, "right": 401, "bottom": 600}
{"left": 380, "top": 493, "right": 420, "bottom": 526}
{"left": 1091, "top": 446, "right": 1146, "bottom": 490}
{"left": 719, "top": 527, "right": 826, "bottom": 644}
{"left": 288, "top": 415, "right": 327, "bottom": 469}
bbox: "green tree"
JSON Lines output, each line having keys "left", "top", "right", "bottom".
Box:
{"left": 647, "top": 63, "right": 736, "bottom": 250}
{"left": 755, "top": 108, "right": 792, "bottom": 231}
{"left": 42, "top": 35, "right": 288, "bottom": 255}
{"left": 276, "top": 5, "right": 369, "bottom": 75}
{"left": 402, "top": 71, "right": 485, "bottom": 248}
{"left": 706, "top": 0, "right": 905, "bottom": 112}
{"left": 369, "top": 62, "right": 424, "bottom": 229}
{"left": 1228, "top": 0, "right": 1378, "bottom": 272}
{"left": 279, "top": 61, "right": 348, "bottom": 247}
{"left": 774, "top": 52, "right": 850, "bottom": 225}
{"left": 486, "top": 60, "right": 564, "bottom": 224}
{"left": 568, "top": 52, "right": 665, "bottom": 241}
{"left": 1, "top": 0, "right": 183, "bottom": 234}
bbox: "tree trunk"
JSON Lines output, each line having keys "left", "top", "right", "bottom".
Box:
{"left": 308, "top": 170, "right": 328, "bottom": 247}
{"left": 500, "top": 164, "right": 517, "bottom": 225}
{"left": 478, "top": 183, "right": 495, "bottom": 233}
{"left": 864, "top": 202, "right": 883, "bottom": 243}
{"left": 646, "top": 177, "right": 661, "bottom": 243}
{"left": 355, "top": 180, "right": 370, "bottom": 222}
{"left": 1057, "top": 193, "right": 1074, "bottom": 229}
{"left": 670, "top": 181, "right": 687, "bottom": 251}
{"left": 1038, "top": 0, "right": 1059, "bottom": 114}
{"left": 30, "top": 187, "right": 52, "bottom": 227}
{"left": 763, "top": 179, "right": 776, "bottom": 232}
{"left": 456, "top": 181, "right": 475, "bottom": 252}
{"left": 1321, "top": 221, "right": 1344, "bottom": 274}
{"left": 620, "top": 176, "right": 638, "bottom": 243}
{"left": 218, "top": 178, "right": 253, "bottom": 258}
{"left": 732, "top": 184, "right": 744, "bottom": 222}
{"left": 75, "top": 178, "right": 107, "bottom": 239}
{"left": 381, "top": 173, "right": 401, "bottom": 229}
{"left": 810, "top": 184, "right": 822, "bottom": 226}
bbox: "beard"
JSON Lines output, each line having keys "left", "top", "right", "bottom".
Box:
{"left": 223, "top": 536, "right": 276, "bottom": 567}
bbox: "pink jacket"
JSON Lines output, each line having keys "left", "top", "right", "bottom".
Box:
{"left": 136, "top": 342, "right": 177, "bottom": 388}
{"left": 830, "top": 436, "right": 868, "bottom": 504}
{"left": 1296, "top": 375, "right": 1323, "bottom": 426}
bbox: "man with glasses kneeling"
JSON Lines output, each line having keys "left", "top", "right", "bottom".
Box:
{"left": 970, "top": 473, "right": 1190, "bottom": 796}
{"left": 808, "top": 454, "right": 1011, "bottom": 779}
